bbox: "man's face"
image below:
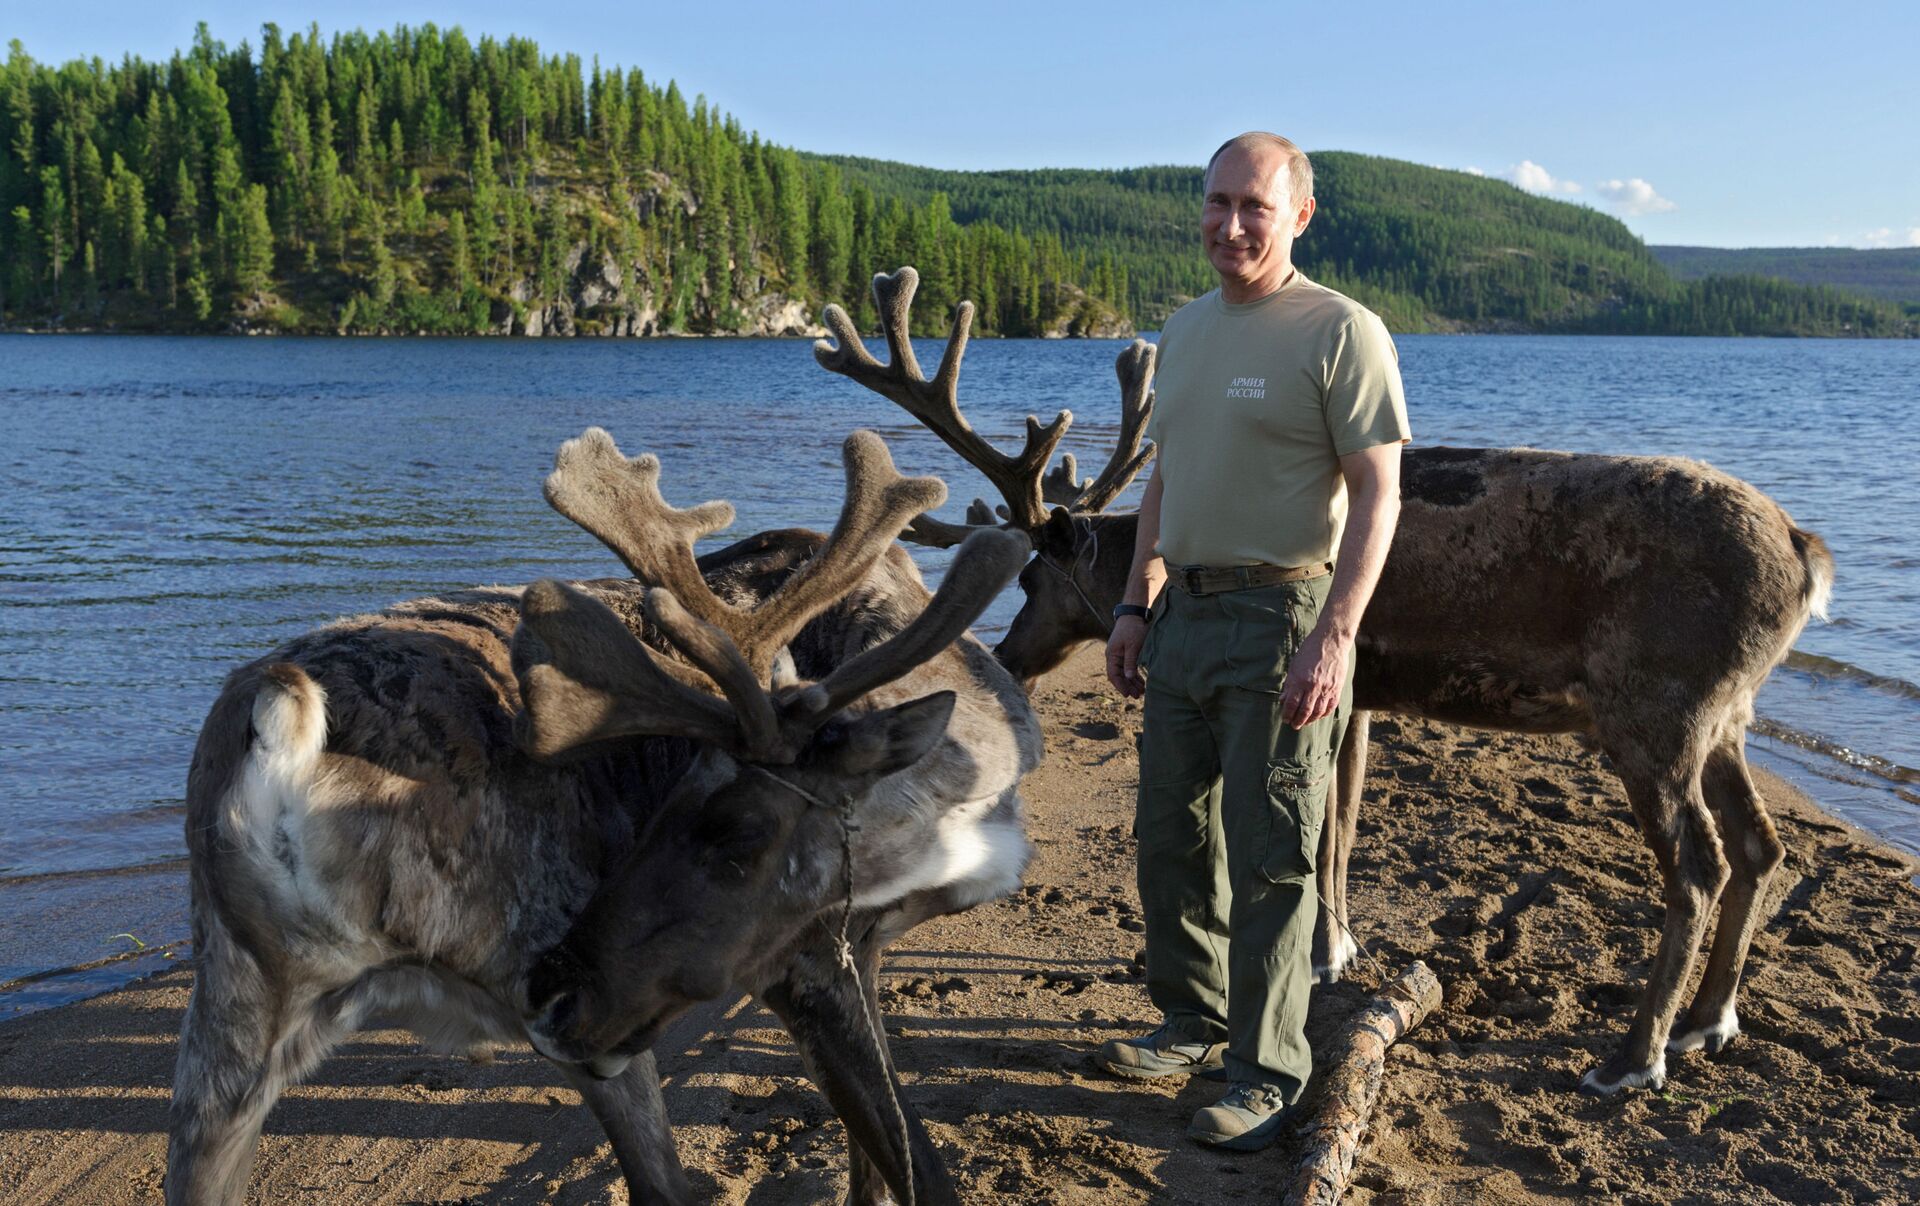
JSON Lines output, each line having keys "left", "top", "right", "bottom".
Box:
{"left": 1202, "top": 144, "right": 1315, "bottom": 293}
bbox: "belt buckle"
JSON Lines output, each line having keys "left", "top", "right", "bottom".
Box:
{"left": 1182, "top": 566, "right": 1204, "bottom": 595}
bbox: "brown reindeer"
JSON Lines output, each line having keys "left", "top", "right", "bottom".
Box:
{"left": 168, "top": 428, "right": 1037, "bottom": 1205}
{"left": 816, "top": 267, "right": 1834, "bottom": 1095}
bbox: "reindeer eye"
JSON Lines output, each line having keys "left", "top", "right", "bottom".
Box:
{"left": 692, "top": 805, "right": 778, "bottom": 872}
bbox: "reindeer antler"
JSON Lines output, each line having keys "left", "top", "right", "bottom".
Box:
{"left": 517, "top": 427, "right": 1019, "bottom": 765}
{"left": 512, "top": 577, "right": 775, "bottom": 760}
{"left": 541, "top": 427, "right": 944, "bottom": 682}
{"left": 1047, "top": 339, "right": 1157, "bottom": 514}
{"left": 781, "top": 527, "right": 1032, "bottom": 727}
{"left": 815, "top": 268, "right": 1072, "bottom": 543}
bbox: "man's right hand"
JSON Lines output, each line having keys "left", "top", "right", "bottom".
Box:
{"left": 1106, "top": 615, "right": 1149, "bottom": 699}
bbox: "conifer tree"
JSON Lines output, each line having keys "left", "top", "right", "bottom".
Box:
{"left": 37, "top": 164, "right": 64, "bottom": 297}
{"left": 448, "top": 209, "right": 470, "bottom": 294}
{"left": 231, "top": 182, "right": 273, "bottom": 295}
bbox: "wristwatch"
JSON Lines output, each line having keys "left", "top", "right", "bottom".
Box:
{"left": 1112, "top": 603, "right": 1150, "bottom": 622}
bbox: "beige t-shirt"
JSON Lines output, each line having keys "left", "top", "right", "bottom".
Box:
{"left": 1147, "top": 273, "right": 1411, "bottom": 568}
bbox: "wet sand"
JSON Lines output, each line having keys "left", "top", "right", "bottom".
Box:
{"left": 2, "top": 645, "right": 1916, "bottom": 1204}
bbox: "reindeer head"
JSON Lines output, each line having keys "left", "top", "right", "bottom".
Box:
{"left": 520, "top": 689, "right": 958, "bottom": 1071}
{"left": 815, "top": 267, "right": 1156, "bottom": 688}
{"left": 995, "top": 507, "right": 1125, "bottom": 686}
{"left": 510, "top": 427, "right": 1027, "bottom": 1072}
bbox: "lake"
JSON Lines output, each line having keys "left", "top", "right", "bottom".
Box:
{"left": 1, "top": 333, "right": 1915, "bottom": 1007}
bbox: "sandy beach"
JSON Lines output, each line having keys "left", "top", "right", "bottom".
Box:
{"left": 2, "top": 644, "right": 1916, "bottom": 1204}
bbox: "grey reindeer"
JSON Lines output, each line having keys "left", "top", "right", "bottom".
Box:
{"left": 820, "top": 266, "right": 1834, "bottom": 1096}
{"left": 168, "top": 427, "right": 1039, "bottom": 1205}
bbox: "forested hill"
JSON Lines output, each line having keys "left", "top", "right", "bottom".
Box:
{"left": 824, "top": 153, "right": 1914, "bottom": 337}
{"left": 1651, "top": 245, "right": 1920, "bottom": 308}
{"left": 0, "top": 25, "right": 1909, "bottom": 338}
{"left": 0, "top": 27, "right": 1130, "bottom": 337}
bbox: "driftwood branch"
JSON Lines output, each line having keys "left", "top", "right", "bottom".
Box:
{"left": 1286, "top": 960, "right": 1443, "bottom": 1206}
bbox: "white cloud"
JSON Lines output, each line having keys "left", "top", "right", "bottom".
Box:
{"left": 1595, "top": 178, "right": 1677, "bottom": 216}
{"left": 1858, "top": 226, "right": 1920, "bottom": 248}
{"left": 1505, "top": 160, "right": 1582, "bottom": 196}
{"left": 1460, "top": 165, "right": 1486, "bottom": 177}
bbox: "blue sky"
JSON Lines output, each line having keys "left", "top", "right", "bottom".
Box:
{"left": 14, "top": 1, "right": 1917, "bottom": 248}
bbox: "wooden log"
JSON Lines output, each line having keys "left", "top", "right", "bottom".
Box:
{"left": 1285, "top": 960, "right": 1444, "bottom": 1206}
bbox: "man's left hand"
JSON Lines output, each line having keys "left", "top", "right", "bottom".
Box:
{"left": 1281, "top": 628, "right": 1350, "bottom": 729}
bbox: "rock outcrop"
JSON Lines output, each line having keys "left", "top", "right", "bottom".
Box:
{"left": 500, "top": 241, "right": 824, "bottom": 338}
{"left": 1036, "top": 281, "right": 1135, "bottom": 339}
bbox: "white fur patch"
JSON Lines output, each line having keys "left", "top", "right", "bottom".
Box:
{"left": 852, "top": 802, "right": 1032, "bottom": 912}
{"left": 228, "top": 674, "right": 329, "bottom": 908}
{"left": 1667, "top": 1001, "right": 1740, "bottom": 1055}
{"left": 225, "top": 671, "right": 374, "bottom": 967}
{"left": 1807, "top": 559, "right": 1833, "bottom": 622}
{"left": 1314, "top": 932, "right": 1360, "bottom": 984}
{"left": 1580, "top": 1055, "right": 1666, "bottom": 1095}
{"left": 234, "top": 672, "right": 327, "bottom": 834}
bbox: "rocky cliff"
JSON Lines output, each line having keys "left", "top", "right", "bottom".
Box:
{"left": 500, "top": 241, "right": 824, "bottom": 338}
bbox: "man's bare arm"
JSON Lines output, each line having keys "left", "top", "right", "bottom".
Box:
{"left": 1106, "top": 465, "right": 1167, "bottom": 698}
{"left": 1281, "top": 442, "right": 1402, "bottom": 728}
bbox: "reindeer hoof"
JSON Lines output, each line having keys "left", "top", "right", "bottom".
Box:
{"left": 1312, "top": 933, "right": 1359, "bottom": 984}
{"left": 1667, "top": 1006, "right": 1740, "bottom": 1056}
{"left": 1578, "top": 1053, "right": 1665, "bottom": 1096}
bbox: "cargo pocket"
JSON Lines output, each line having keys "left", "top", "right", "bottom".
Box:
{"left": 1259, "top": 755, "right": 1328, "bottom": 883}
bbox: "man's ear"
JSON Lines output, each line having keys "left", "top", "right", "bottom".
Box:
{"left": 1038, "top": 507, "right": 1077, "bottom": 558}
{"left": 807, "top": 691, "right": 956, "bottom": 779}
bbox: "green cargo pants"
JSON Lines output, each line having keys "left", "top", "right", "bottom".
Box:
{"left": 1135, "top": 574, "right": 1351, "bottom": 1103}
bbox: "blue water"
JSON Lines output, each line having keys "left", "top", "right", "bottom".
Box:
{"left": 1, "top": 333, "right": 1916, "bottom": 997}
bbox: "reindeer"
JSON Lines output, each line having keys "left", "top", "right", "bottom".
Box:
{"left": 816, "top": 267, "right": 1834, "bottom": 1096}
{"left": 168, "top": 427, "right": 1038, "bottom": 1205}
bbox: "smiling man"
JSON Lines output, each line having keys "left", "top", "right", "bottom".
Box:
{"left": 1099, "top": 132, "right": 1410, "bottom": 1150}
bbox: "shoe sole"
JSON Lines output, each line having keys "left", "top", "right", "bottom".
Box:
{"left": 1096, "top": 1057, "right": 1229, "bottom": 1081}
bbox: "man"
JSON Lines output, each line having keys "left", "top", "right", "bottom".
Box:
{"left": 1100, "top": 131, "right": 1409, "bottom": 1151}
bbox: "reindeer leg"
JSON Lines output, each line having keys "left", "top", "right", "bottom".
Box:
{"left": 1581, "top": 754, "right": 1726, "bottom": 1095}
{"left": 557, "top": 1051, "right": 692, "bottom": 1205}
{"left": 840, "top": 939, "right": 911, "bottom": 1206}
{"left": 1669, "top": 736, "right": 1783, "bottom": 1057}
{"left": 762, "top": 935, "right": 955, "bottom": 1206}
{"left": 166, "top": 940, "right": 338, "bottom": 1205}
{"left": 1314, "top": 710, "right": 1369, "bottom": 983}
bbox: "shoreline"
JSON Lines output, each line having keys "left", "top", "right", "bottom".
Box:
{"left": 2, "top": 645, "right": 1916, "bottom": 1203}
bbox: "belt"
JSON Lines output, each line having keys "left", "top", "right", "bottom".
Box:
{"left": 1169, "top": 561, "right": 1333, "bottom": 596}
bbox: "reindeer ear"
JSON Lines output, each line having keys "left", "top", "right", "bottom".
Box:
{"left": 1038, "top": 507, "right": 1078, "bottom": 557}
{"left": 805, "top": 692, "right": 955, "bottom": 780}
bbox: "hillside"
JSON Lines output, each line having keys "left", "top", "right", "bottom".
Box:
{"left": 0, "top": 25, "right": 1910, "bottom": 339}
{"left": 0, "top": 26, "right": 1129, "bottom": 339}
{"left": 826, "top": 153, "right": 1914, "bottom": 337}
{"left": 1652, "top": 245, "right": 1920, "bottom": 308}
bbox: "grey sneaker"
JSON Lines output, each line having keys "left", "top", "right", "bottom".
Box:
{"left": 1096, "top": 1021, "right": 1227, "bottom": 1080}
{"left": 1187, "top": 1081, "right": 1290, "bottom": 1151}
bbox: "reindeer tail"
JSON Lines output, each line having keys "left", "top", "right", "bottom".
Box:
{"left": 1789, "top": 527, "right": 1834, "bottom": 623}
